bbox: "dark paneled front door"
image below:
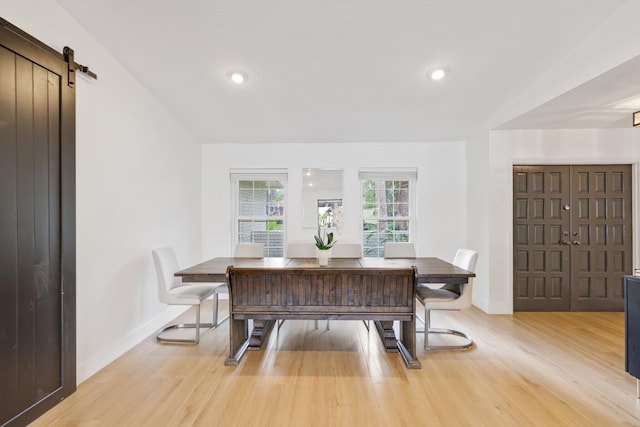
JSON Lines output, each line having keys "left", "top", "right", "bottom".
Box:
{"left": 513, "top": 165, "right": 632, "bottom": 312}
{"left": 570, "top": 166, "right": 632, "bottom": 311}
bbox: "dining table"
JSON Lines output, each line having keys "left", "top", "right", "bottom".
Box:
{"left": 176, "top": 256, "right": 475, "bottom": 368}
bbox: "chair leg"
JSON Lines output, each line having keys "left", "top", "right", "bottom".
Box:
{"left": 422, "top": 308, "right": 473, "bottom": 351}
{"left": 426, "top": 327, "right": 473, "bottom": 350}
{"left": 212, "top": 293, "right": 218, "bottom": 327}
{"left": 212, "top": 293, "right": 230, "bottom": 327}
{"left": 156, "top": 296, "right": 229, "bottom": 345}
{"left": 312, "top": 319, "right": 367, "bottom": 331}
{"left": 195, "top": 304, "right": 201, "bottom": 343}
{"left": 424, "top": 308, "right": 429, "bottom": 351}
{"left": 156, "top": 304, "right": 203, "bottom": 344}
{"left": 314, "top": 319, "right": 330, "bottom": 330}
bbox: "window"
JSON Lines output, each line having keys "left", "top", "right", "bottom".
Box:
{"left": 360, "top": 169, "right": 417, "bottom": 257}
{"left": 231, "top": 170, "right": 287, "bottom": 257}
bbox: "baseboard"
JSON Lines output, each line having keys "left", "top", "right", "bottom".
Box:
{"left": 75, "top": 305, "right": 188, "bottom": 384}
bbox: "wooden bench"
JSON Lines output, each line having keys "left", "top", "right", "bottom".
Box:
{"left": 225, "top": 265, "right": 420, "bottom": 368}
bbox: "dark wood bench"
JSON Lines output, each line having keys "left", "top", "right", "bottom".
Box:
{"left": 224, "top": 265, "right": 420, "bottom": 368}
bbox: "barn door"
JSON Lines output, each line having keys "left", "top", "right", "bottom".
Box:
{"left": 513, "top": 165, "right": 632, "bottom": 312}
{"left": 0, "top": 19, "right": 76, "bottom": 426}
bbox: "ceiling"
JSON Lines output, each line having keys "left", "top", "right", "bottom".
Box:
{"left": 498, "top": 54, "right": 640, "bottom": 130}
{"left": 58, "top": 0, "right": 635, "bottom": 143}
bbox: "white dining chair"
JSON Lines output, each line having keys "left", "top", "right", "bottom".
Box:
{"left": 383, "top": 242, "right": 416, "bottom": 258}
{"left": 152, "top": 247, "right": 228, "bottom": 344}
{"left": 416, "top": 248, "right": 478, "bottom": 350}
{"left": 234, "top": 243, "right": 264, "bottom": 258}
{"left": 331, "top": 242, "right": 362, "bottom": 258}
{"left": 286, "top": 242, "right": 317, "bottom": 258}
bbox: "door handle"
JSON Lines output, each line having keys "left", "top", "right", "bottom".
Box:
{"left": 561, "top": 240, "right": 572, "bottom": 245}
{"left": 572, "top": 240, "right": 582, "bottom": 245}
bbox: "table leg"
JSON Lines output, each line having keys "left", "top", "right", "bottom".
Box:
{"left": 225, "top": 317, "right": 249, "bottom": 366}
{"left": 248, "top": 319, "right": 275, "bottom": 350}
{"left": 374, "top": 320, "right": 399, "bottom": 352}
{"left": 398, "top": 319, "right": 421, "bottom": 369}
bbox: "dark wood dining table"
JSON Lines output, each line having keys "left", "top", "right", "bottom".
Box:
{"left": 176, "top": 257, "right": 474, "bottom": 368}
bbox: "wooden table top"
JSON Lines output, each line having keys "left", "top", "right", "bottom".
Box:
{"left": 176, "top": 257, "right": 474, "bottom": 284}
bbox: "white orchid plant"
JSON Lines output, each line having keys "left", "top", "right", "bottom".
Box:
{"left": 314, "top": 208, "right": 337, "bottom": 250}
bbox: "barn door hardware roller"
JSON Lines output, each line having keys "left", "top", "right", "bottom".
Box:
{"left": 63, "top": 46, "right": 97, "bottom": 87}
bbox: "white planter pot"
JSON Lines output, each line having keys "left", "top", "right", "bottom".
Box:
{"left": 317, "top": 249, "right": 330, "bottom": 266}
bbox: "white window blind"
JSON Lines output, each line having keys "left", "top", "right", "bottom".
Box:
{"left": 230, "top": 169, "right": 288, "bottom": 182}
{"left": 358, "top": 168, "right": 418, "bottom": 182}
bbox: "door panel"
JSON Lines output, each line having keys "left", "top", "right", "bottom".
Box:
{"left": 1, "top": 18, "right": 75, "bottom": 426}
{"left": 0, "top": 42, "right": 20, "bottom": 424}
{"left": 570, "top": 165, "right": 631, "bottom": 311}
{"left": 1, "top": 47, "right": 63, "bottom": 424}
{"left": 513, "top": 166, "right": 571, "bottom": 311}
{"left": 513, "top": 165, "right": 632, "bottom": 312}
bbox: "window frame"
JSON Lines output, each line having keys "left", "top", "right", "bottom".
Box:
{"left": 359, "top": 168, "right": 417, "bottom": 258}
{"left": 230, "top": 169, "right": 288, "bottom": 258}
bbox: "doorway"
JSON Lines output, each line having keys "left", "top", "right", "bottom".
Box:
{"left": 513, "top": 165, "right": 632, "bottom": 311}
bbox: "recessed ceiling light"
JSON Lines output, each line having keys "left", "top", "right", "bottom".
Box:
{"left": 229, "top": 71, "right": 247, "bottom": 84}
{"left": 429, "top": 68, "right": 446, "bottom": 81}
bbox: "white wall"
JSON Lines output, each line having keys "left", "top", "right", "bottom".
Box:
{"left": 474, "top": 0, "right": 640, "bottom": 314}
{"left": 2, "top": 0, "right": 203, "bottom": 383}
{"left": 486, "top": 128, "right": 640, "bottom": 314}
{"left": 202, "top": 142, "right": 468, "bottom": 263}
{"left": 466, "top": 132, "right": 491, "bottom": 311}
{"left": 488, "top": 0, "right": 640, "bottom": 131}
{"left": 5, "top": 0, "right": 639, "bottom": 386}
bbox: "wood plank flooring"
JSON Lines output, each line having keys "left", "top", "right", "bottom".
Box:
{"left": 30, "top": 302, "right": 640, "bottom": 426}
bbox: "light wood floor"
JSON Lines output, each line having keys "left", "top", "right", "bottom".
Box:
{"left": 31, "top": 302, "right": 640, "bottom": 426}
